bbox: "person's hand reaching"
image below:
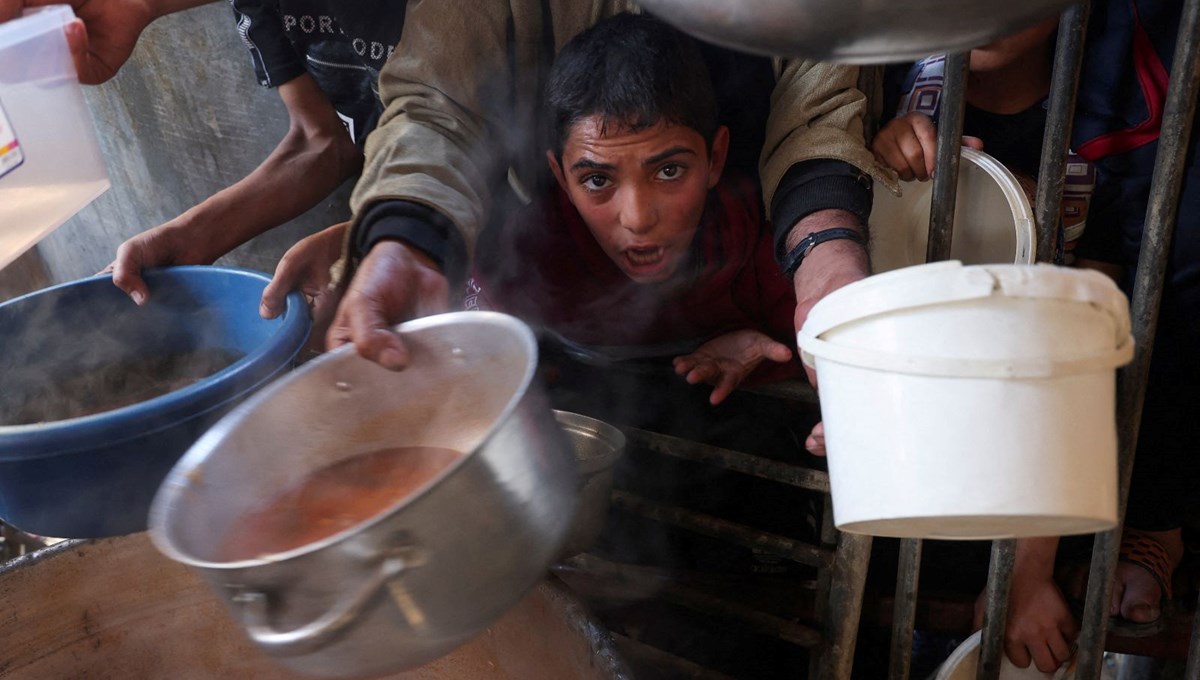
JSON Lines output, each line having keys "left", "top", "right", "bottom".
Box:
{"left": 674, "top": 330, "right": 794, "bottom": 405}
{"left": 872, "top": 111, "right": 984, "bottom": 182}
{"left": 101, "top": 223, "right": 208, "bottom": 305}
{"left": 11, "top": 0, "right": 211, "bottom": 85}
{"left": 260, "top": 222, "right": 348, "bottom": 354}
{"left": 326, "top": 240, "right": 449, "bottom": 370}
{"left": 975, "top": 537, "right": 1079, "bottom": 674}
{"left": 40, "top": 0, "right": 156, "bottom": 84}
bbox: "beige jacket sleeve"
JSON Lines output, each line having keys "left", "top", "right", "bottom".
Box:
{"left": 347, "top": 0, "right": 524, "bottom": 267}
{"left": 760, "top": 58, "right": 899, "bottom": 221}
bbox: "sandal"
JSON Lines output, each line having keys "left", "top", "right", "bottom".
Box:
{"left": 1057, "top": 528, "right": 1176, "bottom": 638}
{"left": 1107, "top": 528, "right": 1175, "bottom": 637}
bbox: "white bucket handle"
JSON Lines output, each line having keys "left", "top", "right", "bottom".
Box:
{"left": 799, "top": 331, "right": 1134, "bottom": 379}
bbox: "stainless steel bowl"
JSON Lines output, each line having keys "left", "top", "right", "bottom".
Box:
{"left": 637, "top": 0, "right": 1072, "bottom": 63}
{"left": 149, "top": 312, "right": 578, "bottom": 679}
{"left": 555, "top": 411, "right": 625, "bottom": 558}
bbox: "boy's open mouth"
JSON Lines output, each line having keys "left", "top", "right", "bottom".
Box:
{"left": 625, "top": 246, "right": 664, "bottom": 266}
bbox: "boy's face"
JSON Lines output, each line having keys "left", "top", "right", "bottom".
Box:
{"left": 548, "top": 116, "right": 729, "bottom": 284}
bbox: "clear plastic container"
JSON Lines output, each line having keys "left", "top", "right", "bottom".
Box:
{"left": 0, "top": 5, "right": 109, "bottom": 270}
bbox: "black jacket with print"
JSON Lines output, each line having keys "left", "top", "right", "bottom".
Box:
{"left": 228, "top": 0, "right": 407, "bottom": 148}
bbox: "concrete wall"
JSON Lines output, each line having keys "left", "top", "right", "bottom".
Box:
{"left": 0, "top": 3, "right": 351, "bottom": 301}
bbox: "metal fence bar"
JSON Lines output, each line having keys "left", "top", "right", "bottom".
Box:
{"left": 809, "top": 495, "right": 840, "bottom": 679}
{"left": 876, "top": 47, "right": 971, "bottom": 680}
{"left": 972, "top": 7, "right": 1095, "bottom": 678}
{"left": 977, "top": 539, "right": 1016, "bottom": 680}
{"left": 819, "top": 532, "right": 874, "bottom": 680}
{"left": 926, "top": 51, "right": 970, "bottom": 262}
{"left": 610, "top": 490, "right": 834, "bottom": 568}
{"left": 1034, "top": 1, "right": 1092, "bottom": 262}
{"left": 1075, "top": 0, "right": 1200, "bottom": 675}
{"left": 622, "top": 427, "right": 831, "bottom": 493}
{"left": 889, "top": 538, "right": 923, "bottom": 680}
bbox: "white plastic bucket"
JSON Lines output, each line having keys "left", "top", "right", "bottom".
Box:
{"left": 869, "top": 147, "right": 1034, "bottom": 273}
{"left": 797, "top": 262, "right": 1133, "bottom": 539}
{"left": 934, "top": 631, "right": 1074, "bottom": 679}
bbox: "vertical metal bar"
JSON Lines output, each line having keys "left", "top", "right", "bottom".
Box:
{"left": 1186, "top": 592, "right": 1200, "bottom": 679}
{"left": 819, "top": 532, "right": 873, "bottom": 680}
{"left": 895, "top": 49, "right": 969, "bottom": 680}
{"left": 1075, "top": 0, "right": 1200, "bottom": 676}
{"left": 809, "top": 495, "right": 839, "bottom": 679}
{"left": 888, "top": 538, "right": 922, "bottom": 680}
{"left": 926, "top": 52, "right": 970, "bottom": 263}
{"left": 1034, "top": 1, "right": 1091, "bottom": 262}
{"left": 976, "top": 539, "right": 1016, "bottom": 680}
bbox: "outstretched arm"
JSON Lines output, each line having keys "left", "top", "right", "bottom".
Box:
{"left": 974, "top": 536, "right": 1078, "bottom": 674}
{"left": 327, "top": 0, "right": 518, "bottom": 366}
{"left": 107, "top": 73, "right": 361, "bottom": 303}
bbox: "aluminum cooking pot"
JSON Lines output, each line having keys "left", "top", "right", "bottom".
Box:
{"left": 638, "top": 0, "right": 1074, "bottom": 63}
{"left": 149, "top": 312, "right": 578, "bottom": 679}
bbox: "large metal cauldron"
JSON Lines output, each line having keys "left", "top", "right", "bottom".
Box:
{"left": 0, "top": 534, "right": 632, "bottom": 679}
{"left": 149, "top": 312, "right": 580, "bottom": 678}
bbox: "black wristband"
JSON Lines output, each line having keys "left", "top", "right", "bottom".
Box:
{"left": 782, "top": 227, "right": 866, "bottom": 277}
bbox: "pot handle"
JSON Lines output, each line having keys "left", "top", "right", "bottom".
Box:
{"left": 233, "top": 553, "right": 416, "bottom": 656}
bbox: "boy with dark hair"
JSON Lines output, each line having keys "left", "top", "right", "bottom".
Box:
{"left": 467, "top": 13, "right": 799, "bottom": 406}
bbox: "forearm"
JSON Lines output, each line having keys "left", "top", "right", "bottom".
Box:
{"left": 1013, "top": 536, "right": 1061, "bottom": 578}
{"left": 773, "top": 158, "right": 873, "bottom": 260}
{"left": 162, "top": 128, "right": 359, "bottom": 261}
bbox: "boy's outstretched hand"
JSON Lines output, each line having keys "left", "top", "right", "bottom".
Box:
{"left": 974, "top": 536, "right": 1078, "bottom": 675}
{"left": 673, "top": 330, "right": 794, "bottom": 406}
{"left": 872, "top": 111, "right": 984, "bottom": 182}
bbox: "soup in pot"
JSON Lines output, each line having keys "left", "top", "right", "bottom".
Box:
{"left": 218, "top": 445, "right": 463, "bottom": 561}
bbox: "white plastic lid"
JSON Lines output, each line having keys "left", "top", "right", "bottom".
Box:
{"left": 869, "top": 146, "right": 1036, "bottom": 273}
{"left": 797, "top": 261, "right": 1134, "bottom": 377}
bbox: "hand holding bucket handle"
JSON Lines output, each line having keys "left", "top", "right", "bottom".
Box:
{"left": 232, "top": 546, "right": 425, "bottom": 656}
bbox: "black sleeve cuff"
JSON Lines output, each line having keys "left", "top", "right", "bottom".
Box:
{"left": 771, "top": 159, "right": 873, "bottom": 263}
{"left": 351, "top": 200, "right": 469, "bottom": 287}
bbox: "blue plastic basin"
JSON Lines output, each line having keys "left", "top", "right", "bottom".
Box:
{"left": 0, "top": 266, "right": 310, "bottom": 537}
